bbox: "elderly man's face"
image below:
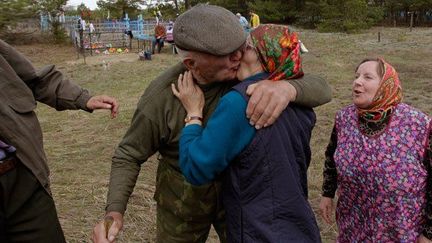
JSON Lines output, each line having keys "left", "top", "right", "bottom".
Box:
{"left": 190, "top": 46, "right": 244, "bottom": 84}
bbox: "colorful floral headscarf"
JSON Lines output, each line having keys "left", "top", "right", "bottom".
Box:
{"left": 249, "top": 24, "right": 303, "bottom": 81}
{"left": 357, "top": 58, "right": 403, "bottom": 123}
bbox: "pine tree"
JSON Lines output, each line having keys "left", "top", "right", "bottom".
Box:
{"left": 247, "top": 0, "right": 291, "bottom": 23}
{"left": 0, "top": 0, "right": 35, "bottom": 32}
{"left": 97, "top": 0, "right": 144, "bottom": 19}
{"left": 318, "top": 0, "right": 383, "bottom": 33}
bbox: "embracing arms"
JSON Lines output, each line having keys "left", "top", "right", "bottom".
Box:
{"left": 245, "top": 74, "right": 331, "bottom": 129}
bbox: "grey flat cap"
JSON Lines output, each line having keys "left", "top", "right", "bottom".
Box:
{"left": 174, "top": 4, "right": 246, "bottom": 56}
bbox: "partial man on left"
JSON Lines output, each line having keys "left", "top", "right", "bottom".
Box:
{"left": 0, "top": 39, "right": 119, "bottom": 243}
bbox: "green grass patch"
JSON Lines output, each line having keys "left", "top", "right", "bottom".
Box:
{"left": 15, "top": 27, "right": 432, "bottom": 242}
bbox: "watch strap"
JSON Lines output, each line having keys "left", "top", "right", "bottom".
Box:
{"left": 184, "top": 116, "right": 203, "bottom": 123}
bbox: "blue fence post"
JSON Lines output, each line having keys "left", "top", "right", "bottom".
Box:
{"left": 124, "top": 13, "right": 130, "bottom": 31}
{"left": 123, "top": 13, "right": 130, "bottom": 48}
{"left": 40, "top": 14, "right": 49, "bottom": 32}
{"left": 138, "top": 14, "right": 143, "bottom": 36}
{"left": 40, "top": 14, "right": 44, "bottom": 31}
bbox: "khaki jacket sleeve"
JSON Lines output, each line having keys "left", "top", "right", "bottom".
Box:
{"left": 106, "top": 101, "right": 161, "bottom": 214}
{"left": 0, "top": 39, "right": 91, "bottom": 111}
{"left": 288, "top": 73, "right": 332, "bottom": 108}
{"left": 106, "top": 62, "right": 184, "bottom": 214}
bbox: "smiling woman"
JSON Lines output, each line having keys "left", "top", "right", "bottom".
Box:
{"left": 320, "top": 57, "right": 432, "bottom": 242}
{"left": 352, "top": 59, "right": 384, "bottom": 108}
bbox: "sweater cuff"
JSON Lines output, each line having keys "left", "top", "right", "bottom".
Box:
{"left": 183, "top": 124, "right": 203, "bottom": 134}
{"left": 105, "top": 203, "right": 126, "bottom": 215}
{"left": 423, "top": 221, "right": 432, "bottom": 240}
{"left": 423, "top": 231, "right": 432, "bottom": 241}
{"left": 322, "top": 191, "right": 336, "bottom": 199}
{"left": 288, "top": 80, "right": 302, "bottom": 103}
{"left": 76, "top": 89, "right": 93, "bottom": 112}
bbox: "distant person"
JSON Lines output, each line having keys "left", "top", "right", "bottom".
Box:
{"left": 165, "top": 21, "right": 174, "bottom": 43}
{"left": 154, "top": 5, "right": 162, "bottom": 24}
{"left": 58, "top": 8, "right": 65, "bottom": 23}
{"left": 172, "top": 24, "right": 321, "bottom": 242}
{"left": 249, "top": 11, "right": 260, "bottom": 28}
{"left": 0, "top": 39, "right": 118, "bottom": 242}
{"left": 319, "top": 58, "right": 432, "bottom": 242}
{"left": 81, "top": 18, "right": 86, "bottom": 31}
{"left": 89, "top": 22, "right": 95, "bottom": 33}
{"left": 236, "top": 13, "right": 249, "bottom": 31}
{"left": 165, "top": 21, "right": 177, "bottom": 54}
{"left": 152, "top": 22, "right": 166, "bottom": 54}
{"left": 77, "top": 17, "right": 82, "bottom": 31}
{"left": 77, "top": 17, "right": 85, "bottom": 50}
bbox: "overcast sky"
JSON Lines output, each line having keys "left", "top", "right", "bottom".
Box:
{"left": 68, "top": 0, "right": 98, "bottom": 10}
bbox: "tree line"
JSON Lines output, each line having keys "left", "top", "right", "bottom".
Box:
{"left": 1, "top": 0, "right": 431, "bottom": 41}
{"left": 91, "top": 0, "right": 432, "bottom": 32}
{"left": 194, "top": 0, "right": 432, "bottom": 32}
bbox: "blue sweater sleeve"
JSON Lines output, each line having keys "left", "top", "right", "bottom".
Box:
{"left": 179, "top": 91, "right": 256, "bottom": 185}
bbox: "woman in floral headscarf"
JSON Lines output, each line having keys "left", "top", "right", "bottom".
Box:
{"left": 172, "top": 24, "right": 321, "bottom": 242}
{"left": 319, "top": 58, "right": 432, "bottom": 242}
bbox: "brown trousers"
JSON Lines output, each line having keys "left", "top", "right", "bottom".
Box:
{"left": 0, "top": 158, "right": 65, "bottom": 243}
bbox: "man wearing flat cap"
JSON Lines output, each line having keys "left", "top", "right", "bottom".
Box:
{"left": 92, "top": 4, "right": 331, "bottom": 243}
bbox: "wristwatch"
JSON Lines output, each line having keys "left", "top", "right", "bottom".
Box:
{"left": 184, "top": 115, "right": 203, "bottom": 123}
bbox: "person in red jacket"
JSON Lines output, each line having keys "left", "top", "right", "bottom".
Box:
{"left": 152, "top": 22, "right": 166, "bottom": 54}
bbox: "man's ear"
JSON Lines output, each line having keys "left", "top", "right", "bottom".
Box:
{"left": 182, "top": 58, "right": 195, "bottom": 70}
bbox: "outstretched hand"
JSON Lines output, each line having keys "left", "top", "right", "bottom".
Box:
{"left": 171, "top": 71, "right": 205, "bottom": 117}
{"left": 246, "top": 80, "right": 297, "bottom": 129}
{"left": 86, "top": 95, "right": 119, "bottom": 118}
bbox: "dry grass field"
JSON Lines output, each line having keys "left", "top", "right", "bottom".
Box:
{"left": 14, "top": 27, "right": 431, "bottom": 242}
